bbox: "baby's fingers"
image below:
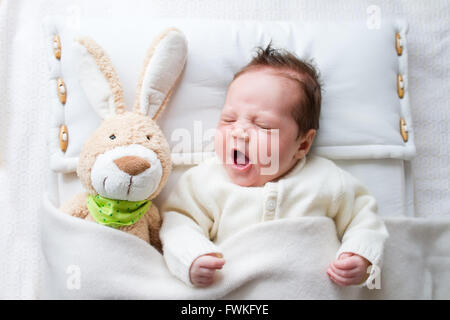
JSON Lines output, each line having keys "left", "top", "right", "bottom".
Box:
{"left": 327, "top": 268, "right": 358, "bottom": 286}
{"left": 199, "top": 256, "right": 226, "bottom": 270}
{"left": 329, "top": 263, "right": 360, "bottom": 279}
{"left": 338, "top": 252, "right": 354, "bottom": 260}
{"left": 332, "top": 256, "right": 360, "bottom": 270}
{"left": 198, "top": 267, "right": 216, "bottom": 277}
{"left": 194, "top": 276, "right": 215, "bottom": 287}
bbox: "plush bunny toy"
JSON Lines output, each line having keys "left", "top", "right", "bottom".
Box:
{"left": 60, "top": 29, "right": 187, "bottom": 252}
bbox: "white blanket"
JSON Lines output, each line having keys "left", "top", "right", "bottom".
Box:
{"left": 41, "top": 195, "right": 450, "bottom": 299}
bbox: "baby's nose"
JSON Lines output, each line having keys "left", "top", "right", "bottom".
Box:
{"left": 114, "top": 156, "right": 151, "bottom": 176}
{"left": 231, "top": 127, "right": 250, "bottom": 142}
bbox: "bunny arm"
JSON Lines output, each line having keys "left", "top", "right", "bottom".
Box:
{"left": 144, "top": 204, "right": 162, "bottom": 253}
{"left": 60, "top": 192, "right": 91, "bottom": 219}
{"left": 118, "top": 205, "right": 161, "bottom": 250}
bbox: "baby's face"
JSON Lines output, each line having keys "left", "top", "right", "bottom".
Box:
{"left": 215, "top": 68, "right": 313, "bottom": 187}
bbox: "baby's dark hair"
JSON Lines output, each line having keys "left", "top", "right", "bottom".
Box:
{"left": 233, "top": 42, "right": 322, "bottom": 137}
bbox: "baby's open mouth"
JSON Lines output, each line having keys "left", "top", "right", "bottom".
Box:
{"left": 232, "top": 149, "right": 251, "bottom": 171}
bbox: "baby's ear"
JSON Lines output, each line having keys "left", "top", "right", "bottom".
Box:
{"left": 134, "top": 28, "right": 188, "bottom": 120}
{"left": 295, "top": 129, "right": 316, "bottom": 159}
{"left": 74, "top": 37, "right": 125, "bottom": 119}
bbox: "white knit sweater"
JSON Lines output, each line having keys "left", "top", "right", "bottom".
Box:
{"left": 160, "top": 155, "right": 389, "bottom": 285}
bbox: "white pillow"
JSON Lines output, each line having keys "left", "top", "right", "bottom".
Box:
{"left": 43, "top": 17, "right": 414, "bottom": 172}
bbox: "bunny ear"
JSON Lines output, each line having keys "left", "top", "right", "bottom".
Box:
{"left": 74, "top": 37, "right": 125, "bottom": 119}
{"left": 134, "top": 28, "right": 188, "bottom": 120}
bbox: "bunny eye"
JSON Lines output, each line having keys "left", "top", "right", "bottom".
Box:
{"left": 146, "top": 135, "right": 152, "bottom": 140}
{"left": 109, "top": 134, "right": 116, "bottom": 140}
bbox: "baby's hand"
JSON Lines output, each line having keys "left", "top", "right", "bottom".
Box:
{"left": 189, "top": 253, "right": 225, "bottom": 287}
{"left": 327, "top": 252, "right": 371, "bottom": 286}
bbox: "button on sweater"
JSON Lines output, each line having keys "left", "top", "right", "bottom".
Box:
{"left": 160, "top": 155, "right": 389, "bottom": 286}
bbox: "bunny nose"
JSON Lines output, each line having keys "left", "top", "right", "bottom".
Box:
{"left": 113, "top": 156, "right": 151, "bottom": 176}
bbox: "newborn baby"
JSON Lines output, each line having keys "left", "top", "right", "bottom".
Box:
{"left": 160, "top": 44, "right": 388, "bottom": 288}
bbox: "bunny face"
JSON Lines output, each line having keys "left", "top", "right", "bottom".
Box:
{"left": 77, "top": 112, "right": 172, "bottom": 201}
{"left": 74, "top": 29, "right": 187, "bottom": 202}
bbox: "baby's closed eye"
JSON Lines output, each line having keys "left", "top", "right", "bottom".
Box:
{"left": 255, "top": 122, "right": 274, "bottom": 130}
{"left": 221, "top": 118, "right": 236, "bottom": 123}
